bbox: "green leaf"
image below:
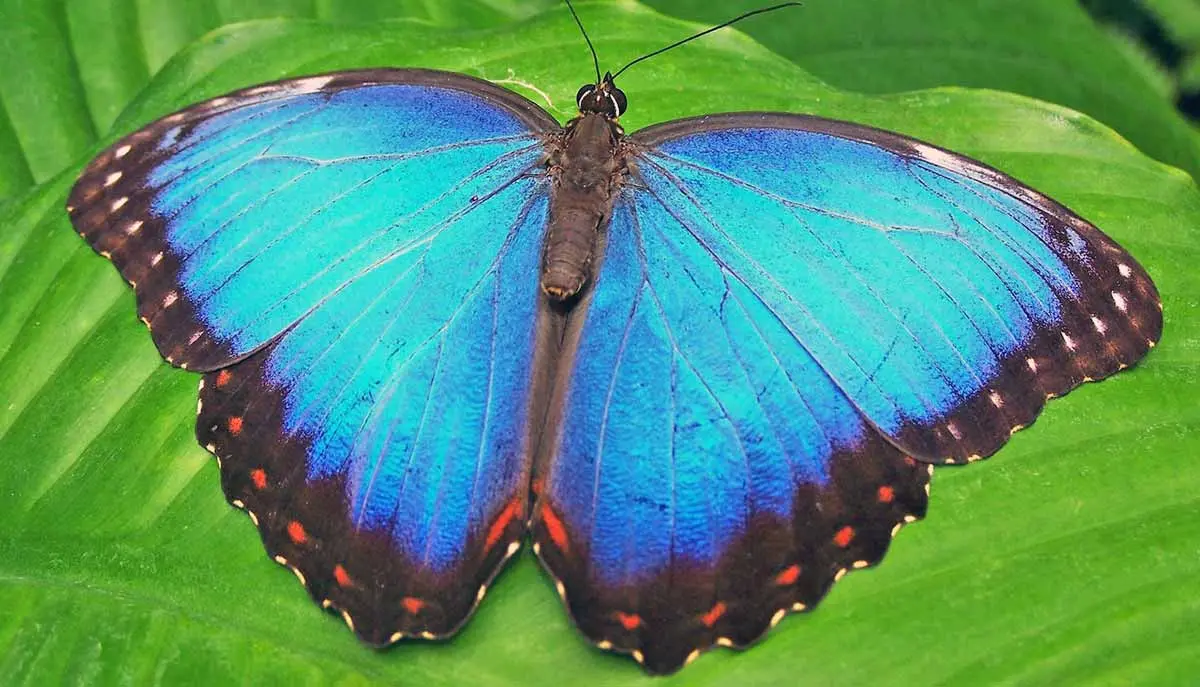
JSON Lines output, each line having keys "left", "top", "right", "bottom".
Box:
{"left": 1142, "top": 0, "right": 1200, "bottom": 51}
{"left": 4, "top": 0, "right": 1200, "bottom": 204}
{"left": 1, "top": 2, "right": 1197, "bottom": 684}
{"left": 641, "top": 0, "right": 1200, "bottom": 183}
{"left": 0, "top": 0, "right": 547, "bottom": 204}
{"left": 1140, "top": 0, "right": 1200, "bottom": 93}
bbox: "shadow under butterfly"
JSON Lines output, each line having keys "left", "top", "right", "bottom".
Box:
{"left": 64, "top": 1, "right": 1162, "bottom": 675}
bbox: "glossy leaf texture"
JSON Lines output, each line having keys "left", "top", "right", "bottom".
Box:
{"left": 6, "top": 0, "right": 1200, "bottom": 205}
{"left": 0, "top": 2, "right": 1197, "bottom": 684}
{"left": 641, "top": 0, "right": 1200, "bottom": 181}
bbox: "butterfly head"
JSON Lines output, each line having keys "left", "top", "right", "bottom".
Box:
{"left": 576, "top": 72, "right": 627, "bottom": 119}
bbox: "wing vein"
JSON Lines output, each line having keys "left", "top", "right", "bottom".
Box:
{"left": 634, "top": 156, "right": 934, "bottom": 423}
{"left": 588, "top": 282, "right": 644, "bottom": 555}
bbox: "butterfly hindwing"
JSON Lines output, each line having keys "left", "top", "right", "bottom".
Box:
{"left": 197, "top": 181, "right": 548, "bottom": 640}
{"left": 69, "top": 70, "right": 560, "bottom": 641}
{"left": 533, "top": 197, "right": 931, "bottom": 672}
{"left": 533, "top": 115, "right": 1160, "bottom": 672}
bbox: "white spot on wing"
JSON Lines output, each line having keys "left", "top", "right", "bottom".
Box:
{"left": 946, "top": 422, "right": 963, "bottom": 440}
{"left": 1119, "top": 263, "right": 1132, "bottom": 278}
{"left": 151, "top": 252, "right": 164, "bottom": 266}
{"left": 912, "top": 143, "right": 969, "bottom": 175}
{"left": 1091, "top": 316, "right": 1107, "bottom": 334}
{"left": 163, "top": 291, "right": 178, "bottom": 307}
{"left": 124, "top": 220, "right": 143, "bottom": 235}
{"left": 114, "top": 144, "right": 132, "bottom": 159}
{"left": 110, "top": 197, "right": 128, "bottom": 211}
{"left": 1113, "top": 291, "right": 1128, "bottom": 312}
{"left": 989, "top": 391, "right": 1004, "bottom": 407}
{"left": 295, "top": 75, "right": 335, "bottom": 93}
{"left": 1062, "top": 332, "right": 1076, "bottom": 350}
{"left": 1026, "top": 357, "right": 1038, "bottom": 373}
{"left": 103, "top": 171, "right": 122, "bottom": 187}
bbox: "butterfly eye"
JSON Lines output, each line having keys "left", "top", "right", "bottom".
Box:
{"left": 610, "top": 87, "right": 628, "bottom": 118}
{"left": 576, "top": 85, "right": 595, "bottom": 111}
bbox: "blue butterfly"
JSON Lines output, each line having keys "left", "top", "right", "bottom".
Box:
{"left": 65, "top": 18, "right": 1161, "bottom": 675}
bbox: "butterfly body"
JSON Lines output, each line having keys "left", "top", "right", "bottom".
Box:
{"left": 66, "top": 66, "right": 1161, "bottom": 674}
{"left": 544, "top": 112, "right": 625, "bottom": 300}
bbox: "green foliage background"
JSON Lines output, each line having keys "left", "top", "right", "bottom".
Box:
{"left": 0, "top": 1, "right": 1196, "bottom": 684}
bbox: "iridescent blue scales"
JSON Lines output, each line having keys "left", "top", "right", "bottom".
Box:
{"left": 65, "top": 69, "right": 1162, "bottom": 674}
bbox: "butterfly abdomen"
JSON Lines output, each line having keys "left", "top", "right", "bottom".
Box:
{"left": 543, "top": 113, "right": 624, "bottom": 301}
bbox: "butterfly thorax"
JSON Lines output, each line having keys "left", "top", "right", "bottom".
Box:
{"left": 542, "top": 112, "right": 626, "bottom": 301}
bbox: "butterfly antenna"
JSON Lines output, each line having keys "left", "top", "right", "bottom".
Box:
{"left": 564, "top": 0, "right": 603, "bottom": 83}
{"left": 611, "top": 2, "right": 802, "bottom": 80}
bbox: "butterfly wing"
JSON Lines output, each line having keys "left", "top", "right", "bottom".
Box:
{"left": 533, "top": 114, "right": 1161, "bottom": 672}
{"left": 67, "top": 69, "right": 556, "bottom": 371}
{"left": 67, "top": 70, "right": 559, "bottom": 641}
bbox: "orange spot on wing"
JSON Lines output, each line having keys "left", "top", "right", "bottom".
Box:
{"left": 877, "top": 485, "right": 895, "bottom": 503}
{"left": 333, "top": 564, "right": 352, "bottom": 587}
{"left": 775, "top": 564, "right": 801, "bottom": 586}
{"left": 287, "top": 520, "right": 307, "bottom": 544}
{"left": 833, "top": 526, "right": 855, "bottom": 548}
{"left": 540, "top": 503, "right": 569, "bottom": 552}
{"left": 614, "top": 611, "right": 642, "bottom": 631}
{"left": 700, "top": 601, "right": 726, "bottom": 627}
{"left": 215, "top": 369, "right": 232, "bottom": 387}
{"left": 228, "top": 416, "right": 243, "bottom": 435}
{"left": 485, "top": 498, "right": 523, "bottom": 550}
{"left": 903, "top": 456, "right": 917, "bottom": 466}
{"left": 402, "top": 596, "right": 425, "bottom": 614}
{"left": 250, "top": 468, "right": 267, "bottom": 490}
